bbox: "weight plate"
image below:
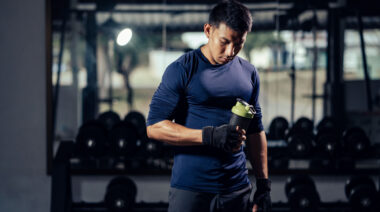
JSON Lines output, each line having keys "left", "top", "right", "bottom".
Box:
{"left": 125, "top": 111, "right": 147, "bottom": 138}
{"left": 293, "top": 117, "right": 314, "bottom": 134}
{"left": 109, "top": 121, "right": 140, "bottom": 156}
{"left": 316, "top": 117, "right": 337, "bottom": 131}
{"left": 105, "top": 177, "right": 137, "bottom": 212}
{"left": 342, "top": 127, "right": 370, "bottom": 157}
{"left": 288, "top": 185, "right": 320, "bottom": 212}
{"left": 315, "top": 128, "right": 340, "bottom": 156}
{"left": 143, "top": 139, "right": 163, "bottom": 158}
{"left": 349, "top": 185, "right": 377, "bottom": 211}
{"left": 76, "top": 120, "right": 108, "bottom": 157}
{"left": 268, "top": 116, "right": 289, "bottom": 140}
{"left": 98, "top": 111, "right": 121, "bottom": 131}
{"left": 287, "top": 133, "right": 314, "bottom": 158}
{"left": 345, "top": 176, "right": 376, "bottom": 199}
{"left": 105, "top": 189, "right": 132, "bottom": 212}
{"left": 285, "top": 175, "right": 316, "bottom": 197}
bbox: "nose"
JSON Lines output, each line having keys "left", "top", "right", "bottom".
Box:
{"left": 226, "top": 44, "right": 234, "bottom": 57}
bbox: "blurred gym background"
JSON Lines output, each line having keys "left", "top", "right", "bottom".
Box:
{"left": 1, "top": 0, "right": 380, "bottom": 211}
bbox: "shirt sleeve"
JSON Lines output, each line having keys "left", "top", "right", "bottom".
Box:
{"left": 147, "top": 61, "right": 187, "bottom": 126}
{"left": 247, "top": 67, "right": 264, "bottom": 134}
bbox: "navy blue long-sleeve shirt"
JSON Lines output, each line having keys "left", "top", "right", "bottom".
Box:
{"left": 147, "top": 48, "right": 263, "bottom": 193}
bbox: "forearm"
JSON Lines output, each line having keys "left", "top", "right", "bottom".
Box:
{"left": 147, "top": 120, "right": 203, "bottom": 146}
{"left": 247, "top": 131, "right": 268, "bottom": 179}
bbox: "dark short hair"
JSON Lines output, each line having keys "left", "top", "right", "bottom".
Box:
{"left": 209, "top": 0, "right": 252, "bottom": 33}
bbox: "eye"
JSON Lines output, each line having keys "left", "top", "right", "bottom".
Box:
{"left": 220, "top": 39, "right": 229, "bottom": 45}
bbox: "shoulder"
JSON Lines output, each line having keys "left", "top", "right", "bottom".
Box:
{"left": 166, "top": 49, "right": 199, "bottom": 76}
{"left": 162, "top": 50, "right": 200, "bottom": 84}
{"left": 174, "top": 49, "right": 199, "bottom": 68}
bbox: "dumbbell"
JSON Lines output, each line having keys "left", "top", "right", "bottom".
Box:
{"left": 316, "top": 117, "right": 340, "bottom": 155}
{"left": 315, "top": 128, "right": 340, "bottom": 157}
{"left": 98, "top": 111, "right": 121, "bottom": 131}
{"left": 124, "top": 111, "right": 165, "bottom": 158}
{"left": 105, "top": 176, "right": 137, "bottom": 212}
{"left": 292, "top": 117, "right": 314, "bottom": 134}
{"left": 144, "top": 139, "right": 164, "bottom": 158}
{"left": 76, "top": 120, "right": 108, "bottom": 158}
{"left": 345, "top": 176, "right": 378, "bottom": 211}
{"left": 285, "top": 175, "right": 320, "bottom": 212}
{"left": 125, "top": 111, "right": 147, "bottom": 138}
{"left": 316, "top": 116, "right": 337, "bottom": 131}
{"left": 268, "top": 116, "right": 289, "bottom": 140}
{"left": 268, "top": 146, "right": 289, "bottom": 170}
{"left": 286, "top": 117, "right": 315, "bottom": 158}
{"left": 286, "top": 133, "right": 314, "bottom": 158}
{"left": 109, "top": 121, "right": 141, "bottom": 157}
{"left": 342, "top": 127, "right": 370, "bottom": 157}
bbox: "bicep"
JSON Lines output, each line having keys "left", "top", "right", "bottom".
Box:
{"left": 247, "top": 68, "right": 264, "bottom": 134}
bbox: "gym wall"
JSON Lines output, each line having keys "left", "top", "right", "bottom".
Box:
{"left": 0, "top": 0, "right": 50, "bottom": 211}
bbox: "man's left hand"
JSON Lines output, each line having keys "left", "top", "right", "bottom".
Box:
{"left": 252, "top": 179, "right": 271, "bottom": 212}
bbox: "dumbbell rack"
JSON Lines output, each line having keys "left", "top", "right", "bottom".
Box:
{"left": 266, "top": 142, "right": 380, "bottom": 176}
{"left": 69, "top": 202, "right": 358, "bottom": 212}
{"left": 51, "top": 141, "right": 173, "bottom": 212}
{"left": 71, "top": 202, "right": 168, "bottom": 212}
{"left": 51, "top": 141, "right": 380, "bottom": 212}
{"left": 266, "top": 139, "right": 380, "bottom": 212}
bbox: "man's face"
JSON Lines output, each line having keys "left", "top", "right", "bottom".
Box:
{"left": 204, "top": 22, "right": 247, "bottom": 65}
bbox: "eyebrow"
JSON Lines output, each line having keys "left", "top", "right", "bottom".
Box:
{"left": 220, "top": 37, "right": 245, "bottom": 45}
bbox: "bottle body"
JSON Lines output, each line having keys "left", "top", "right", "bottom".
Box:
{"left": 229, "top": 98, "right": 255, "bottom": 131}
{"left": 229, "top": 114, "right": 252, "bottom": 131}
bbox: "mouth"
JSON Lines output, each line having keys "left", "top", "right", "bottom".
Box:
{"left": 221, "top": 57, "right": 232, "bottom": 63}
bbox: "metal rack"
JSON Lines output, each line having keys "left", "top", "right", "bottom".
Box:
{"left": 51, "top": 141, "right": 380, "bottom": 212}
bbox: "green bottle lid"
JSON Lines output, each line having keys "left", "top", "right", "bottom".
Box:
{"left": 231, "top": 98, "right": 256, "bottom": 119}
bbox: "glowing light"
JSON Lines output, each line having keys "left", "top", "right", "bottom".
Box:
{"left": 116, "top": 28, "right": 132, "bottom": 46}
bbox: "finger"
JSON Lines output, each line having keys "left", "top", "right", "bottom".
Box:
{"left": 240, "top": 134, "right": 246, "bottom": 141}
{"left": 229, "top": 125, "right": 238, "bottom": 132}
{"left": 234, "top": 132, "right": 246, "bottom": 141}
{"left": 252, "top": 204, "right": 258, "bottom": 212}
{"left": 231, "top": 132, "right": 242, "bottom": 139}
{"left": 237, "top": 128, "right": 246, "bottom": 136}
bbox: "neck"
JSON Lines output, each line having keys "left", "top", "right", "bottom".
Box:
{"left": 200, "top": 44, "right": 216, "bottom": 65}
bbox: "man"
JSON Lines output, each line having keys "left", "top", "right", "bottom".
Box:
{"left": 146, "top": 1, "right": 271, "bottom": 212}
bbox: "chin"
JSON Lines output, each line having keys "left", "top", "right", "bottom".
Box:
{"left": 219, "top": 59, "right": 230, "bottom": 64}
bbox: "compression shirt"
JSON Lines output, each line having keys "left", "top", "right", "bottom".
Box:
{"left": 147, "top": 48, "right": 263, "bottom": 193}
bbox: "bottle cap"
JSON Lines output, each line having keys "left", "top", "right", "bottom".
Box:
{"left": 231, "top": 98, "right": 256, "bottom": 119}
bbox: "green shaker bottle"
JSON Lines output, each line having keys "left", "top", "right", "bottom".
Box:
{"left": 229, "top": 98, "right": 256, "bottom": 131}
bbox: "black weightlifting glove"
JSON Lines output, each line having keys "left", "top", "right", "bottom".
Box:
{"left": 253, "top": 179, "right": 272, "bottom": 212}
{"left": 202, "top": 124, "right": 241, "bottom": 152}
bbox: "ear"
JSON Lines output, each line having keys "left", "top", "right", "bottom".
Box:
{"left": 204, "top": 23, "right": 212, "bottom": 39}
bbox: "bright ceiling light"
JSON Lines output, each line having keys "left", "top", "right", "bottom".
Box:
{"left": 116, "top": 28, "right": 132, "bottom": 46}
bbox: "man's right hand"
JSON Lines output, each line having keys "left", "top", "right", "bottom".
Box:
{"left": 202, "top": 125, "right": 246, "bottom": 152}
